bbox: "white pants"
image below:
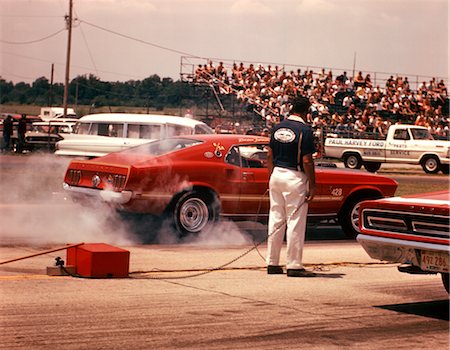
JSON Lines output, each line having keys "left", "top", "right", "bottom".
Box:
{"left": 266, "top": 167, "right": 308, "bottom": 270}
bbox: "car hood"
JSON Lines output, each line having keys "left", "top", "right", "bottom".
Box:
{"left": 385, "top": 189, "right": 450, "bottom": 203}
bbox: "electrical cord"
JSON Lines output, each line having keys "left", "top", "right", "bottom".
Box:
{"left": 51, "top": 181, "right": 394, "bottom": 280}
{"left": 129, "top": 261, "right": 397, "bottom": 276}
{"left": 129, "top": 191, "right": 309, "bottom": 280}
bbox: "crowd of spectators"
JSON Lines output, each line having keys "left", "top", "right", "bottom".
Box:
{"left": 193, "top": 61, "right": 449, "bottom": 139}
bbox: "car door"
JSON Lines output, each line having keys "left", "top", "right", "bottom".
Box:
{"left": 82, "top": 122, "right": 127, "bottom": 154}
{"left": 386, "top": 127, "right": 411, "bottom": 162}
{"left": 231, "top": 144, "right": 271, "bottom": 217}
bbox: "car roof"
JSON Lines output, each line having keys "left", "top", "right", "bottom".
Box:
{"left": 77, "top": 113, "right": 209, "bottom": 127}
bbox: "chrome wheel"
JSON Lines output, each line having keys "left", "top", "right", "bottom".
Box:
{"left": 422, "top": 156, "right": 440, "bottom": 174}
{"left": 344, "top": 154, "right": 362, "bottom": 169}
{"left": 350, "top": 201, "right": 361, "bottom": 234}
{"left": 339, "top": 194, "right": 381, "bottom": 239}
{"left": 179, "top": 197, "right": 209, "bottom": 233}
{"left": 172, "top": 191, "right": 219, "bottom": 237}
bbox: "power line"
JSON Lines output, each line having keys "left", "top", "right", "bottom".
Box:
{"left": 74, "top": 10, "right": 99, "bottom": 77}
{"left": 0, "top": 15, "right": 63, "bottom": 18}
{"left": 79, "top": 19, "right": 204, "bottom": 59}
{"left": 1, "top": 51, "right": 145, "bottom": 80}
{"left": 0, "top": 28, "right": 66, "bottom": 45}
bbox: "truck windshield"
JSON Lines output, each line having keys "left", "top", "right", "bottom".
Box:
{"left": 411, "top": 128, "right": 434, "bottom": 140}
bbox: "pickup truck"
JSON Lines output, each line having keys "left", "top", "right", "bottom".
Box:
{"left": 323, "top": 125, "right": 450, "bottom": 174}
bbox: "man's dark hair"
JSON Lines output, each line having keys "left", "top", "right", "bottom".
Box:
{"left": 290, "top": 96, "right": 311, "bottom": 116}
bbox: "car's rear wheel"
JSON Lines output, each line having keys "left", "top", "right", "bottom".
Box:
{"left": 421, "top": 155, "right": 440, "bottom": 174}
{"left": 343, "top": 153, "right": 362, "bottom": 170}
{"left": 338, "top": 193, "right": 381, "bottom": 239}
{"left": 173, "top": 191, "right": 219, "bottom": 237}
{"left": 364, "top": 161, "right": 381, "bottom": 173}
{"left": 441, "top": 273, "right": 449, "bottom": 294}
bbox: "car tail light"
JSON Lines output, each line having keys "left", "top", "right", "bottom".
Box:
{"left": 67, "top": 170, "right": 81, "bottom": 185}
{"left": 113, "top": 175, "right": 127, "bottom": 191}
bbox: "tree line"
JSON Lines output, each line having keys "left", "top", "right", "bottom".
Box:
{"left": 0, "top": 74, "right": 221, "bottom": 111}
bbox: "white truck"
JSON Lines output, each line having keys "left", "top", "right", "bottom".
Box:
{"left": 324, "top": 125, "right": 450, "bottom": 174}
{"left": 39, "top": 107, "right": 77, "bottom": 121}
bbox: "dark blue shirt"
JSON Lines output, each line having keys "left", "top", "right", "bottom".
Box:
{"left": 269, "top": 118, "right": 316, "bottom": 171}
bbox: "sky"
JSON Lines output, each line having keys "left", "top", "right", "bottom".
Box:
{"left": 0, "top": 0, "right": 448, "bottom": 86}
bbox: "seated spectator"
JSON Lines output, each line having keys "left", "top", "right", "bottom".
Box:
{"left": 364, "top": 74, "right": 373, "bottom": 89}
{"left": 354, "top": 71, "right": 365, "bottom": 88}
{"left": 354, "top": 116, "right": 367, "bottom": 133}
{"left": 191, "top": 59, "right": 447, "bottom": 140}
{"left": 336, "top": 71, "right": 348, "bottom": 84}
{"left": 437, "top": 79, "right": 448, "bottom": 95}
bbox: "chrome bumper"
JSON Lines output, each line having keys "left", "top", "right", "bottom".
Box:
{"left": 63, "top": 183, "right": 133, "bottom": 204}
{"left": 357, "top": 233, "right": 450, "bottom": 266}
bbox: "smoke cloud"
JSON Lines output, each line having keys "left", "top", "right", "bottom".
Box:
{"left": 0, "top": 154, "right": 137, "bottom": 246}
{"left": 0, "top": 153, "right": 261, "bottom": 247}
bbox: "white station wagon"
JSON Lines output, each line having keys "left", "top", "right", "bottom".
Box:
{"left": 54, "top": 113, "right": 213, "bottom": 158}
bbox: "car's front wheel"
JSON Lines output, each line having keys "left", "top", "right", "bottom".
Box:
{"left": 421, "top": 155, "right": 440, "bottom": 174}
{"left": 172, "top": 191, "right": 219, "bottom": 237}
{"left": 338, "top": 194, "right": 381, "bottom": 239}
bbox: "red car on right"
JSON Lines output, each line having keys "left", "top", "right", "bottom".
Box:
{"left": 357, "top": 190, "right": 450, "bottom": 293}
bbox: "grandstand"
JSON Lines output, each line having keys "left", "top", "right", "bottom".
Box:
{"left": 179, "top": 56, "right": 449, "bottom": 138}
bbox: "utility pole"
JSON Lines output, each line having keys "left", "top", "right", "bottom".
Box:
{"left": 48, "top": 63, "right": 54, "bottom": 107}
{"left": 63, "top": 0, "right": 73, "bottom": 118}
{"left": 352, "top": 52, "right": 356, "bottom": 80}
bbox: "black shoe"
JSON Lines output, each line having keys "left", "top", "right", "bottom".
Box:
{"left": 287, "top": 268, "right": 316, "bottom": 277}
{"left": 267, "top": 265, "right": 284, "bottom": 274}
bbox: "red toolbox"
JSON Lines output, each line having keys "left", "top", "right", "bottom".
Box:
{"left": 66, "top": 243, "right": 130, "bottom": 278}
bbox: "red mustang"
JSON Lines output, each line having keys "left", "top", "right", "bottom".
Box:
{"left": 63, "top": 134, "right": 397, "bottom": 238}
{"left": 357, "top": 190, "right": 450, "bottom": 293}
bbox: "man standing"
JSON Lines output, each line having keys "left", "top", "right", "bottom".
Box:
{"left": 266, "top": 96, "right": 316, "bottom": 277}
{"left": 2, "top": 115, "right": 13, "bottom": 152}
{"left": 16, "top": 114, "right": 27, "bottom": 153}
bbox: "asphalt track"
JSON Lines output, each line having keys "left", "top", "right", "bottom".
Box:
{"left": 0, "top": 154, "right": 449, "bottom": 349}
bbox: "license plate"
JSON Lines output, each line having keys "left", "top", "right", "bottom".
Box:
{"left": 420, "top": 250, "right": 449, "bottom": 273}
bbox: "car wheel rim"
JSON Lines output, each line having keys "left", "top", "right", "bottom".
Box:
{"left": 179, "top": 198, "right": 209, "bottom": 233}
{"left": 351, "top": 202, "right": 361, "bottom": 233}
{"left": 347, "top": 156, "right": 358, "bottom": 168}
{"left": 426, "top": 158, "right": 438, "bottom": 172}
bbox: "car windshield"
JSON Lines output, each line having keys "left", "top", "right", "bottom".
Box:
{"left": 411, "top": 128, "right": 434, "bottom": 140}
{"left": 194, "top": 124, "right": 214, "bottom": 134}
{"left": 123, "top": 138, "right": 203, "bottom": 156}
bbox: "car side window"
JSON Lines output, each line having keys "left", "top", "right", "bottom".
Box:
{"left": 225, "top": 146, "right": 241, "bottom": 166}
{"left": 167, "top": 124, "right": 193, "bottom": 137}
{"left": 127, "top": 124, "right": 161, "bottom": 139}
{"left": 76, "top": 123, "right": 91, "bottom": 135}
{"left": 93, "top": 123, "right": 123, "bottom": 137}
{"left": 225, "top": 144, "right": 269, "bottom": 168}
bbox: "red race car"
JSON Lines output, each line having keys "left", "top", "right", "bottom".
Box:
{"left": 357, "top": 190, "right": 450, "bottom": 293}
{"left": 63, "top": 134, "right": 398, "bottom": 238}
